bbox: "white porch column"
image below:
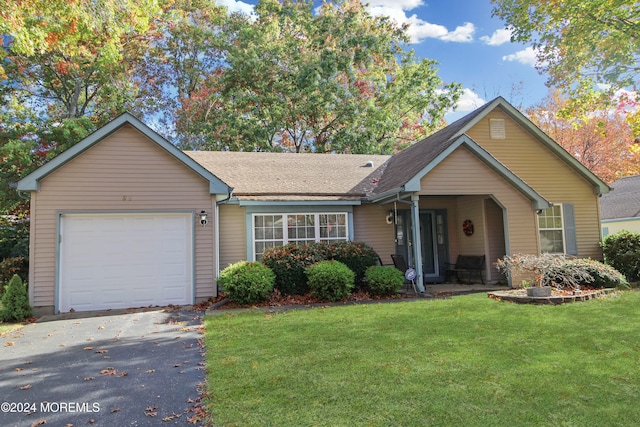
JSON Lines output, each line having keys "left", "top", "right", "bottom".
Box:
{"left": 411, "top": 194, "right": 425, "bottom": 292}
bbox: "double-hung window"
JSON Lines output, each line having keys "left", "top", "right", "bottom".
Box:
{"left": 253, "top": 213, "right": 348, "bottom": 260}
{"left": 538, "top": 204, "right": 564, "bottom": 253}
{"left": 538, "top": 203, "right": 577, "bottom": 254}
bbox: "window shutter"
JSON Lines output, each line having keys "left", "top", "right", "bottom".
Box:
{"left": 563, "top": 204, "right": 577, "bottom": 255}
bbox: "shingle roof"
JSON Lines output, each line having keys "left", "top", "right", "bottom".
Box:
{"left": 600, "top": 175, "right": 640, "bottom": 220}
{"left": 185, "top": 151, "right": 391, "bottom": 198}
{"left": 372, "top": 101, "right": 492, "bottom": 194}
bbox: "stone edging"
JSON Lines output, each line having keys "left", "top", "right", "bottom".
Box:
{"left": 487, "top": 288, "right": 618, "bottom": 304}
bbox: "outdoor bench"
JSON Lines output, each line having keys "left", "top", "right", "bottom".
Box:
{"left": 445, "top": 255, "right": 486, "bottom": 284}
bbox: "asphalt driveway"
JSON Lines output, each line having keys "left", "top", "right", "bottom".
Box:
{"left": 0, "top": 308, "right": 206, "bottom": 426}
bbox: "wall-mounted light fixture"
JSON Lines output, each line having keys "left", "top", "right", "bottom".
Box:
{"left": 386, "top": 210, "right": 395, "bottom": 225}
{"left": 200, "top": 210, "right": 208, "bottom": 226}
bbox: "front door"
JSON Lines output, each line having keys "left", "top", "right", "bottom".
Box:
{"left": 395, "top": 210, "right": 448, "bottom": 282}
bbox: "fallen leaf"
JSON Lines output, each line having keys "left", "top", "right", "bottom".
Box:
{"left": 30, "top": 420, "right": 46, "bottom": 426}
{"left": 98, "top": 326, "right": 104, "bottom": 330}
{"left": 100, "top": 368, "right": 116, "bottom": 376}
{"left": 86, "top": 338, "right": 94, "bottom": 341}
{"left": 95, "top": 349, "right": 108, "bottom": 354}
{"left": 15, "top": 367, "right": 23, "bottom": 372}
{"left": 146, "top": 369, "right": 155, "bottom": 373}
{"left": 59, "top": 344, "right": 65, "bottom": 347}
{"left": 83, "top": 347, "right": 94, "bottom": 351}
{"left": 20, "top": 384, "right": 32, "bottom": 390}
{"left": 83, "top": 377, "right": 94, "bottom": 381}
{"left": 6, "top": 341, "right": 14, "bottom": 346}
{"left": 145, "top": 412, "right": 157, "bottom": 417}
{"left": 178, "top": 327, "right": 191, "bottom": 332}
{"left": 88, "top": 419, "right": 95, "bottom": 424}
{"left": 162, "top": 413, "right": 181, "bottom": 421}
{"left": 117, "top": 371, "right": 128, "bottom": 377}
{"left": 110, "top": 407, "right": 120, "bottom": 413}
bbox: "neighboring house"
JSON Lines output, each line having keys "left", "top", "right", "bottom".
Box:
{"left": 17, "top": 97, "right": 610, "bottom": 315}
{"left": 600, "top": 174, "right": 640, "bottom": 237}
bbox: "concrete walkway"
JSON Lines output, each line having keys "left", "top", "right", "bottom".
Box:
{"left": 0, "top": 308, "right": 205, "bottom": 426}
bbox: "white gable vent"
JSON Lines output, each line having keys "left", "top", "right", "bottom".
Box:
{"left": 490, "top": 119, "right": 506, "bottom": 140}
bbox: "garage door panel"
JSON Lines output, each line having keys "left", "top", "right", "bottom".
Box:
{"left": 59, "top": 213, "right": 194, "bottom": 312}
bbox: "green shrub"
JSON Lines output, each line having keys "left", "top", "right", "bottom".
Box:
{"left": 262, "top": 241, "right": 379, "bottom": 295}
{"left": 305, "top": 260, "right": 354, "bottom": 302}
{"left": 601, "top": 230, "right": 640, "bottom": 281}
{"left": 545, "top": 258, "right": 629, "bottom": 290}
{"left": 218, "top": 261, "right": 275, "bottom": 304}
{"left": 0, "top": 274, "right": 32, "bottom": 322}
{"left": 329, "top": 241, "right": 379, "bottom": 287}
{"left": 262, "top": 243, "right": 330, "bottom": 295}
{"left": 365, "top": 266, "right": 404, "bottom": 296}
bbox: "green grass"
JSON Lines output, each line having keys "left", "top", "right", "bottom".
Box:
{"left": 204, "top": 291, "right": 640, "bottom": 426}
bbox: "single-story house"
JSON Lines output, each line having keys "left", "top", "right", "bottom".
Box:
{"left": 17, "top": 97, "right": 610, "bottom": 315}
{"left": 600, "top": 174, "right": 640, "bottom": 237}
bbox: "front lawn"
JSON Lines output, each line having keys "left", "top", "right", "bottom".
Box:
{"left": 204, "top": 291, "right": 640, "bottom": 426}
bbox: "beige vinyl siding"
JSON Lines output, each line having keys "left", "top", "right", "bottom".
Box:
{"left": 353, "top": 204, "right": 395, "bottom": 262}
{"left": 602, "top": 218, "right": 640, "bottom": 236}
{"left": 467, "top": 108, "right": 603, "bottom": 259}
{"left": 419, "top": 147, "right": 539, "bottom": 256}
{"left": 218, "top": 204, "right": 247, "bottom": 269}
{"left": 30, "top": 125, "right": 216, "bottom": 309}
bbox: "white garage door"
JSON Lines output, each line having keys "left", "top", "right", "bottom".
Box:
{"left": 59, "top": 213, "right": 193, "bottom": 312}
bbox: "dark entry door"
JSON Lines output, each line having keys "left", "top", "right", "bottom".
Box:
{"left": 395, "top": 210, "right": 448, "bottom": 282}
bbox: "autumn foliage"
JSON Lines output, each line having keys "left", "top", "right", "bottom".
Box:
{"left": 526, "top": 92, "right": 640, "bottom": 183}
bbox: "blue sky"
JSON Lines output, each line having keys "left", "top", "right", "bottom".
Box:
{"left": 215, "top": 0, "right": 551, "bottom": 121}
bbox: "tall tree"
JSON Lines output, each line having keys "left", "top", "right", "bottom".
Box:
{"left": 179, "top": 0, "right": 461, "bottom": 153}
{"left": 492, "top": 0, "right": 640, "bottom": 92}
{"left": 0, "top": 0, "right": 163, "bottom": 121}
{"left": 133, "top": 0, "right": 231, "bottom": 141}
{"left": 526, "top": 91, "right": 640, "bottom": 183}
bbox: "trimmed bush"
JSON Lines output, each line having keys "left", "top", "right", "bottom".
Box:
{"left": 305, "top": 260, "right": 354, "bottom": 302}
{"left": 329, "top": 241, "right": 379, "bottom": 286}
{"left": 365, "top": 266, "right": 404, "bottom": 296}
{"left": 262, "top": 241, "right": 380, "bottom": 295}
{"left": 545, "top": 258, "right": 629, "bottom": 290}
{"left": 218, "top": 261, "right": 275, "bottom": 304}
{"left": 0, "top": 257, "right": 28, "bottom": 296}
{"left": 0, "top": 274, "right": 32, "bottom": 322}
{"left": 262, "top": 243, "right": 330, "bottom": 295}
{"left": 601, "top": 230, "right": 640, "bottom": 282}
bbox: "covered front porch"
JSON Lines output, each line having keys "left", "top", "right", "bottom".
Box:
{"left": 378, "top": 194, "right": 511, "bottom": 291}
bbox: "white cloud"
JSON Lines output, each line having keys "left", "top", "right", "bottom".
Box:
{"left": 455, "top": 89, "right": 486, "bottom": 112}
{"left": 366, "top": 2, "right": 475, "bottom": 44}
{"left": 480, "top": 28, "right": 512, "bottom": 46}
{"left": 215, "top": 0, "right": 255, "bottom": 16}
{"left": 440, "top": 22, "right": 475, "bottom": 43}
{"left": 502, "top": 47, "right": 538, "bottom": 67}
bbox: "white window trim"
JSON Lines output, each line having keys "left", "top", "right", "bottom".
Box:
{"left": 252, "top": 212, "right": 349, "bottom": 261}
{"left": 538, "top": 203, "right": 566, "bottom": 254}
